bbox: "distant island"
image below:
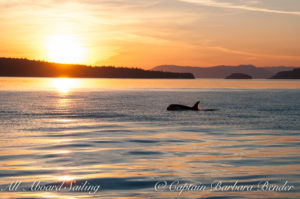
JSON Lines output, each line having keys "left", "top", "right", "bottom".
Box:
{"left": 225, "top": 73, "right": 252, "bottom": 79}
{"left": 271, "top": 68, "right": 300, "bottom": 79}
{"left": 153, "top": 64, "right": 298, "bottom": 79}
{"left": 0, "top": 58, "right": 194, "bottom": 79}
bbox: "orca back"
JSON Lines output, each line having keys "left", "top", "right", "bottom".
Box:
{"left": 167, "top": 103, "right": 198, "bottom": 111}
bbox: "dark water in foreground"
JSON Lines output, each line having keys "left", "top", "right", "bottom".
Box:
{"left": 0, "top": 78, "right": 299, "bottom": 198}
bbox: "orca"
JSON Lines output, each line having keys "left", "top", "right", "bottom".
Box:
{"left": 167, "top": 101, "right": 218, "bottom": 111}
{"left": 167, "top": 101, "right": 200, "bottom": 111}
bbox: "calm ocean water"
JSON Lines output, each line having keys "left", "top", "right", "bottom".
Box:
{"left": 0, "top": 78, "right": 299, "bottom": 198}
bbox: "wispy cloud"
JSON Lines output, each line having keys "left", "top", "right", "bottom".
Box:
{"left": 211, "top": 46, "right": 300, "bottom": 60}
{"left": 179, "top": 0, "right": 300, "bottom": 16}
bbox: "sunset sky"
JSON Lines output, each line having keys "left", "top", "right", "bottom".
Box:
{"left": 1, "top": 0, "right": 300, "bottom": 68}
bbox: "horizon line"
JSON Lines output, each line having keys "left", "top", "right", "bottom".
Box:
{"left": 1, "top": 57, "right": 299, "bottom": 69}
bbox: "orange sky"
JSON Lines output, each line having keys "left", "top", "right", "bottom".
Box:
{"left": 0, "top": 0, "right": 300, "bottom": 68}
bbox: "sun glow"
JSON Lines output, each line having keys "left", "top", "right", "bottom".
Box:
{"left": 46, "top": 35, "right": 86, "bottom": 64}
{"left": 51, "top": 78, "right": 79, "bottom": 93}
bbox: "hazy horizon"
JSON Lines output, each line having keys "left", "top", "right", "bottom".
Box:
{"left": 1, "top": 57, "right": 299, "bottom": 69}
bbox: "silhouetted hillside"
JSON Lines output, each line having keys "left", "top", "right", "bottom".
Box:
{"left": 153, "top": 65, "right": 297, "bottom": 79}
{"left": 226, "top": 73, "right": 252, "bottom": 79}
{"left": 271, "top": 68, "right": 300, "bottom": 79}
{"left": 0, "top": 58, "right": 194, "bottom": 79}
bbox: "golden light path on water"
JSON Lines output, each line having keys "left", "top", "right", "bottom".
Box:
{"left": 51, "top": 78, "right": 79, "bottom": 94}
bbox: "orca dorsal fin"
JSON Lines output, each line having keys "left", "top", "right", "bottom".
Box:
{"left": 192, "top": 101, "right": 200, "bottom": 110}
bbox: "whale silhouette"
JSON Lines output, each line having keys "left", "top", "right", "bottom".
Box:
{"left": 167, "top": 101, "right": 218, "bottom": 111}
{"left": 167, "top": 101, "right": 200, "bottom": 111}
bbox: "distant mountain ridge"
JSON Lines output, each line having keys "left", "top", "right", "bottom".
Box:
{"left": 152, "top": 65, "right": 297, "bottom": 79}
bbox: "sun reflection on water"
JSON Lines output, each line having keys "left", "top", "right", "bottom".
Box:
{"left": 51, "top": 78, "right": 79, "bottom": 93}
{"left": 58, "top": 176, "right": 77, "bottom": 182}
{"left": 54, "top": 150, "right": 71, "bottom": 154}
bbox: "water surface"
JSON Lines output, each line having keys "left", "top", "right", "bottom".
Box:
{"left": 0, "top": 78, "right": 299, "bottom": 198}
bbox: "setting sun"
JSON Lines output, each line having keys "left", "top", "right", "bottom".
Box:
{"left": 45, "top": 35, "right": 86, "bottom": 64}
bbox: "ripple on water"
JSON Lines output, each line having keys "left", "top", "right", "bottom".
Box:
{"left": 0, "top": 89, "right": 299, "bottom": 198}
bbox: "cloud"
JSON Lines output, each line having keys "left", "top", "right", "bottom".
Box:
{"left": 179, "top": 0, "right": 300, "bottom": 16}
{"left": 211, "top": 46, "right": 300, "bottom": 61}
